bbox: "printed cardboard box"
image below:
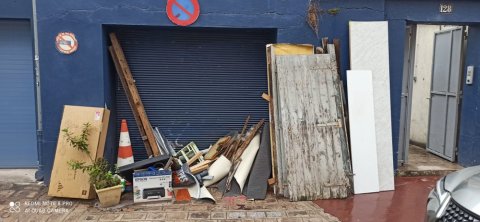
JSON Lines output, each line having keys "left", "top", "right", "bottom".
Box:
{"left": 133, "top": 170, "right": 173, "bottom": 203}
{"left": 48, "top": 105, "right": 110, "bottom": 199}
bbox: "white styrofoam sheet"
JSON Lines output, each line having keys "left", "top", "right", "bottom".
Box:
{"left": 347, "top": 70, "right": 380, "bottom": 194}
{"left": 203, "top": 155, "right": 232, "bottom": 187}
{"left": 349, "top": 21, "right": 395, "bottom": 191}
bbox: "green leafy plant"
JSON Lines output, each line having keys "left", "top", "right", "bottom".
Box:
{"left": 64, "top": 123, "right": 121, "bottom": 190}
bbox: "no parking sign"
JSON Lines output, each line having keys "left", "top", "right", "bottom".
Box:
{"left": 55, "top": 32, "right": 78, "bottom": 54}
{"left": 166, "top": 0, "right": 200, "bottom": 26}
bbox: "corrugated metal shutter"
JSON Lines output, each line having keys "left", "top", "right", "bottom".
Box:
{"left": 0, "top": 20, "right": 37, "bottom": 167}
{"left": 114, "top": 27, "right": 274, "bottom": 161}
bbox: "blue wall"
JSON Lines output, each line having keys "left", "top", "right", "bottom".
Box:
{"left": 1, "top": 0, "right": 32, "bottom": 19}
{"left": 385, "top": 0, "right": 480, "bottom": 167}
{"left": 36, "top": 0, "right": 385, "bottom": 183}
{"left": 32, "top": 0, "right": 480, "bottom": 183}
{"left": 458, "top": 25, "right": 480, "bottom": 166}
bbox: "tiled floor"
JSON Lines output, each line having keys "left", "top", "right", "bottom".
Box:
{"left": 398, "top": 145, "right": 462, "bottom": 176}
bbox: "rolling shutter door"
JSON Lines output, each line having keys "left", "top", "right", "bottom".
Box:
{"left": 0, "top": 20, "right": 37, "bottom": 167}
{"left": 114, "top": 27, "right": 274, "bottom": 160}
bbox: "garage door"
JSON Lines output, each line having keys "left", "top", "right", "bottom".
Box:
{"left": 114, "top": 27, "right": 275, "bottom": 160}
{"left": 0, "top": 20, "right": 37, "bottom": 168}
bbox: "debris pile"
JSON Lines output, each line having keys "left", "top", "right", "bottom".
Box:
{"left": 47, "top": 33, "right": 355, "bottom": 208}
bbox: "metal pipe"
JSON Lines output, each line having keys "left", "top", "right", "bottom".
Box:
{"left": 32, "top": 0, "right": 44, "bottom": 181}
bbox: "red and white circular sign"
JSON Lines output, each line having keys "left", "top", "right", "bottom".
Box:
{"left": 55, "top": 32, "right": 78, "bottom": 54}
{"left": 166, "top": 0, "right": 200, "bottom": 26}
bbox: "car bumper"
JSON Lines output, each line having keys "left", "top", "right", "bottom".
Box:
{"left": 426, "top": 189, "right": 441, "bottom": 222}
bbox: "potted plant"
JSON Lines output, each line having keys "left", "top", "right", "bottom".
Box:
{"left": 63, "top": 123, "right": 122, "bottom": 207}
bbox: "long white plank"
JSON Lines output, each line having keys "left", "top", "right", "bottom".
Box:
{"left": 347, "top": 70, "right": 380, "bottom": 194}
{"left": 349, "top": 21, "right": 395, "bottom": 191}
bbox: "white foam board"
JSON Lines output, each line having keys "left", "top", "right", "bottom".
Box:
{"left": 349, "top": 21, "right": 395, "bottom": 191}
{"left": 347, "top": 70, "right": 380, "bottom": 194}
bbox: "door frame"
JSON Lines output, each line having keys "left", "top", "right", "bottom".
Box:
{"left": 398, "top": 25, "right": 417, "bottom": 165}
{"left": 399, "top": 24, "right": 467, "bottom": 165}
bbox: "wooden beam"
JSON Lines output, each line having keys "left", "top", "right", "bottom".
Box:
{"left": 267, "top": 178, "right": 276, "bottom": 186}
{"left": 322, "top": 37, "right": 329, "bottom": 53}
{"left": 333, "top": 39, "right": 342, "bottom": 78}
{"left": 262, "top": 93, "right": 271, "bottom": 102}
{"left": 190, "top": 163, "right": 210, "bottom": 175}
{"left": 109, "top": 33, "right": 160, "bottom": 157}
{"left": 265, "top": 45, "right": 278, "bottom": 192}
{"left": 186, "top": 152, "right": 203, "bottom": 166}
{"left": 109, "top": 46, "right": 153, "bottom": 157}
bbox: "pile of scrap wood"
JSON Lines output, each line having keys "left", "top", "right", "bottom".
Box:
{"left": 174, "top": 116, "right": 271, "bottom": 201}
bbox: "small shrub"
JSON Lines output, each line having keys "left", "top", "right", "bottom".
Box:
{"left": 64, "top": 123, "right": 121, "bottom": 190}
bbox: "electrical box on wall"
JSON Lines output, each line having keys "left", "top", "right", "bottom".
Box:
{"left": 466, "top": 66, "right": 474, "bottom": 85}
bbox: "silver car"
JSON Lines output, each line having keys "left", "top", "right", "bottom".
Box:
{"left": 426, "top": 165, "right": 480, "bottom": 221}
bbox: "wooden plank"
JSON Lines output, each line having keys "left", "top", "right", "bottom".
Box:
{"left": 109, "top": 46, "right": 153, "bottom": 157}
{"left": 109, "top": 33, "right": 160, "bottom": 157}
{"left": 261, "top": 93, "right": 270, "bottom": 102}
{"left": 190, "top": 163, "right": 210, "bottom": 175}
{"left": 328, "top": 44, "right": 352, "bottom": 177}
{"left": 321, "top": 37, "right": 329, "bottom": 53}
{"left": 273, "top": 54, "right": 351, "bottom": 200}
{"left": 266, "top": 44, "right": 314, "bottom": 195}
{"left": 265, "top": 45, "right": 278, "bottom": 191}
{"left": 333, "top": 39, "right": 341, "bottom": 77}
{"left": 186, "top": 152, "right": 203, "bottom": 166}
{"left": 346, "top": 70, "right": 380, "bottom": 194}
{"left": 349, "top": 21, "right": 394, "bottom": 191}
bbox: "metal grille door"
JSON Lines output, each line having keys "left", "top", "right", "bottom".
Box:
{"left": 114, "top": 27, "right": 274, "bottom": 160}
{"left": 427, "top": 27, "right": 464, "bottom": 161}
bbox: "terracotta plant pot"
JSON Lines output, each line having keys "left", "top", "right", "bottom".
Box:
{"left": 95, "top": 184, "right": 123, "bottom": 207}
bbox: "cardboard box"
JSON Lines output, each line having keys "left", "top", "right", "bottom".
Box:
{"left": 133, "top": 170, "right": 173, "bottom": 203}
{"left": 48, "top": 105, "right": 110, "bottom": 199}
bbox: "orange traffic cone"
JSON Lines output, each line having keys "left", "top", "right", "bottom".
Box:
{"left": 117, "top": 119, "right": 134, "bottom": 167}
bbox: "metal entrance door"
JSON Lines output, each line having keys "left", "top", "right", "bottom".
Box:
{"left": 427, "top": 27, "right": 464, "bottom": 161}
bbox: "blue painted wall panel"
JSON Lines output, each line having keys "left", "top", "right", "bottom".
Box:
{"left": 0, "top": 0, "right": 32, "bottom": 19}
{"left": 386, "top": 0, "right": 480, "bottom": 23}
{"left": 458, "top": 26, "right": 480, "bottom": 167}
{"left": 388, "top": 19, "right": 407, "bottom": 170}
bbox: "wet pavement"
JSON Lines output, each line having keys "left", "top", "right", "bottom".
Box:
{"left": 314, "top": 176, "right": 440, "bottom": 222}
{"left": 397, "top": 145, "right": 462, "bottom": 176}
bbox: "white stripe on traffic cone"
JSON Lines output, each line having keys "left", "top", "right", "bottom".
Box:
{"left": 117, "top": 119, "right": 134, "bottom": 167}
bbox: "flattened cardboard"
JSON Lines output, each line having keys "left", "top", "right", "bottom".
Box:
{"left": 48, "top": 105, "right": 110, "bottom": 199}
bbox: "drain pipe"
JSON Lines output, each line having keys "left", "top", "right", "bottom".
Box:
{"left": 32, "top": 0, "right": 44, "bottom": 181}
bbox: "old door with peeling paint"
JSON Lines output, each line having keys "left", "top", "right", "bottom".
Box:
{"left": 273, "top": 48, "right": 351, "bottom": 200}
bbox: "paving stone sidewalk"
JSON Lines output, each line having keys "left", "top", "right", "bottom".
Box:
{"left": 0, "top": 182, "right": 340, "bottom": 222}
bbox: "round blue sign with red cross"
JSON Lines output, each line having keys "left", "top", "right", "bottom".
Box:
{"left": 166, "top": 0, "right": 200, "bottom": 26}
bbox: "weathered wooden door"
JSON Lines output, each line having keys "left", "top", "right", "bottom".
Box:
{"left": 273, "top": 48, "right": 351, "bottom": 200}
